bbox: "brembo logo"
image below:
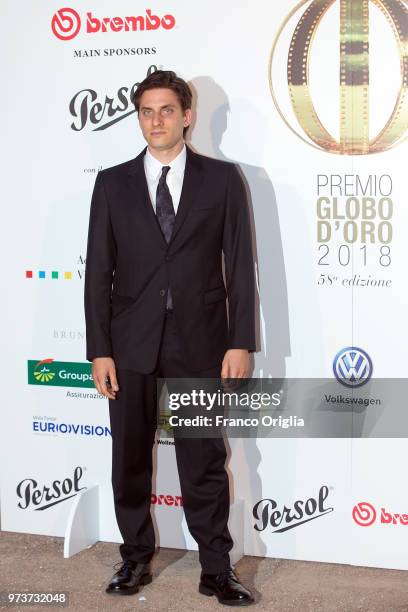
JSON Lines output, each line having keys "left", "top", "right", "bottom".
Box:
{"left": 51, "top": 7, "right": 176, "bottom": 41}
{"left": 353, "top": 501, "right": 408, "bottom": 526}
{"left": 151, "top": 493, "right": 183, "bottom": 507}
{"left": 352, "top": 501, "right": 376, "bottom": 526}
{"left": 51, "top": 8, "right": 81, "bottom": 41}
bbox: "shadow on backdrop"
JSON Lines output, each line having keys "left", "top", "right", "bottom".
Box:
{"left": 183, "top": 75, "right": 292, "bottom": 561}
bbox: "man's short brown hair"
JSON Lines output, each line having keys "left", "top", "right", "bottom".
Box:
{"left": 133, "top": 70, "right": 192, "bottom": 111}
{"left": 132, "top": 70, "right": 192, "bottom": 136}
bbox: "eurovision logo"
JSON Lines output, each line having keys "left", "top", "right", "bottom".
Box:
{"left": 269, "top": 0, "right": 408, "bottom": 154}
{"left": 33, "top": 419, "right": 111, "bottom": 437}
{"left": 51, "top": 7, "right": 176, "bottom": 41}
{"left": 28, "top": 359, "right": 94, "bottom": 388}
{"left": 253, "top": 485, "right": 333, "bottom": 532}
{"left": 353, "top": 501, "right": 408, "bottom": 526}
{"left": 333, "top": 347, "right": 373, "bottom": 388}
{"left": 17, "top": 466, "right": 86, "bottom": 511}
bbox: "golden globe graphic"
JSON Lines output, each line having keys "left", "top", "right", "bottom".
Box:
{"left": 269, "top": 0, "right": 408, "bottom": 154}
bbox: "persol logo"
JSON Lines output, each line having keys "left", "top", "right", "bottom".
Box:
{"left": 253, "top": 485, "right": 334, "bottom": 532}
{"left": 16, "top": 467, "right": 86, "bottom": 511}
{"left": 269, "top": 0, "right": 408, "bottom": 154}
{"left": 69, "top": 66, "right": 156, "bottom": 131}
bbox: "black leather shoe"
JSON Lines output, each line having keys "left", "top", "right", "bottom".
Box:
{"left": 105, "top": 560, "right": 152, "bottom": 595}
{"left": 199, "top": 568, "right": 254, "bottom": 606}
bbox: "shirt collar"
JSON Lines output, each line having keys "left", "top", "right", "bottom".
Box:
{"left": 144, "top": 144, "right": 187, "bottom": 181}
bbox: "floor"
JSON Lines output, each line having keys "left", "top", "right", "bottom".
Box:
{"left": 1, "top": 532, "right": 408, "bottom": 611}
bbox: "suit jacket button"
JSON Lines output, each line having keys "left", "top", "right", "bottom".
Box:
{"left": 160, "top": 289, "right": 166, "bottom": 296}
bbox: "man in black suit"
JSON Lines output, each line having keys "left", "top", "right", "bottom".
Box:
{"left": 84, "top": 70, "right": 256, "bottom": 606}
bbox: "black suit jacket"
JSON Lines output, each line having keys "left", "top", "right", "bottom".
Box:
{"left": 84, "top": 145, "right": 256, "bottom": 374}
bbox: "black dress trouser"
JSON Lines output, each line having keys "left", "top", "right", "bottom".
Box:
{"left": 108, "top": 310, "right": 233, "bottom": 573}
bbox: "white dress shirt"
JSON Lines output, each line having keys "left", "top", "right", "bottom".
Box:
{"left": 143, "top": 144, "right": 187, "bottom": 214}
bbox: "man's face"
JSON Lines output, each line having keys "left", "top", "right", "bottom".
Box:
{"left": 138, "top": 88, "right": 192, "bottom": 152}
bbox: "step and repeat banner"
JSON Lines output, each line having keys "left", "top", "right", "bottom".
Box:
{"left": 1, "top": 0, "right": 407, "bottom": 569}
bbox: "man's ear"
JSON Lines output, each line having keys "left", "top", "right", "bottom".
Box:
{"left": 184, "top": 108, "right": 192, "bottom": 127}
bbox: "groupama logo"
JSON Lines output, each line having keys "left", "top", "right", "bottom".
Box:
{"left": 51, "top": 7, "right": 176, "bottom": 41}
{"left": 28, "top": 358, "right": 94, "bottom": 388}
{"left": 32, "top": 358, "right": 56, "bottom": 383}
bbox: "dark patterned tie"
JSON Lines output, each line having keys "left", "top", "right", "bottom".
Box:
{"left": 156, "top": 165, "right": 174, "bottom": 309}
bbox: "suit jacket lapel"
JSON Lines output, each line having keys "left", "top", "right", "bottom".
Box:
{"left": 170, "top": 145, "right": 204, "bottom": 246}
{"left": 127, "top": 147, "right": 167, "bottom": 249}
{"left": 127, "top": 145, "right": 204, "bottom": 249}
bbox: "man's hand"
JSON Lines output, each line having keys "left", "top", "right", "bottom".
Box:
{"left": 92, "top": 357, "right": 119, "bottom": 400}
{"left": 221, "top": 349, "right": 250, "bottom": 379}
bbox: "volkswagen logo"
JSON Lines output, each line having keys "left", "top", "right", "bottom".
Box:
{"left": 333, "top": 346, "right": 373, "bottom": 387}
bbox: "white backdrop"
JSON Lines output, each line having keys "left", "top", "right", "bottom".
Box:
{"left": 1, "top": 0, "right": 407, "bottom": 570}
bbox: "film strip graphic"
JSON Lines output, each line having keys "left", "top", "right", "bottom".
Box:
{"left": 269, "top": 0, "right": 408, "bottom": 154}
